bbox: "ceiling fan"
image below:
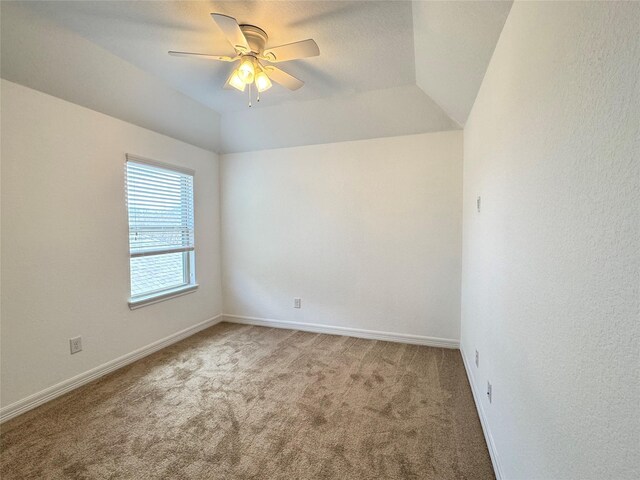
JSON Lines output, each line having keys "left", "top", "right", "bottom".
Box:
{"left": 169, "top": 13, "right": 320, "bottom": 106}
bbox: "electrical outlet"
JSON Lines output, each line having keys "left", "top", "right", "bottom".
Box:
{"left": 70, "top": 336, "right": 82, "bottom": 354}
{"left": 477, "top": 196, "right": 481, "bottom": 213}
{"left": 294, "top": 298, "right": 301, "bottom": 309}
{"left": 475, "top": 350, "right": 479, "bottom": 367}
{"left": 487, "top": 381, "right": 492, "bottom": 403}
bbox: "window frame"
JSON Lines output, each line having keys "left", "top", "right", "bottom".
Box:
{"left": 125, "top": 154, "right": 198, "bottom": 309}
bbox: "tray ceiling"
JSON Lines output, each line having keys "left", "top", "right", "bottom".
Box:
{"left": 1, "top": 1, "right": 512, "bottom": 153}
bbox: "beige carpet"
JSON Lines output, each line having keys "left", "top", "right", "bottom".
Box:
{"left": 0, "top": 322, "right": 494, "bottom": 479}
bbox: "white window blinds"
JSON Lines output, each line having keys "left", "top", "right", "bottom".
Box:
{"left": 126, "top": 158, "right": 195, "bottom": 257}
{"left": 125, "top": 155, "right": 196, "bottom": 306}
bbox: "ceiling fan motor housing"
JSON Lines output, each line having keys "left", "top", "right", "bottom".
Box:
{"left": 239, "top": 25, "right": 268, "bottom": 55}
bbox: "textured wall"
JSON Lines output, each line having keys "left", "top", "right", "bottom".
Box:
{"left": 461, "top": 2, "right": 639, "bottom": 479}
{"left": 222, "top": 131, "right": 463, "bottom": 341}
{"left": 1, "top": 81, "right": 223, "bottom": 408}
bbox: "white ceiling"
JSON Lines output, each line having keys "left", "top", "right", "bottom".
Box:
{"left": 221, "top": 84, "right": 458, "bottom": 153}
{"left": 0, "top": 1, "right": 221, "bottom": 152}
{"left": 12, "top": 1, "right": 417, "bottom": 113}
{"left": 0, "top": 1, "right": 512, "bottom": 153}
{"left": 413, "top": 1, "right": 513, "bottom": 125}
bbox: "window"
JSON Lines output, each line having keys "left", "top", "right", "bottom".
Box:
{"left": 125, "top": 155, "right": 197, "bottom": 308}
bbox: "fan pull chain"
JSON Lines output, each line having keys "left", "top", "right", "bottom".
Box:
{"left": 248, "top": 82, "right": 252, "bottom": 107}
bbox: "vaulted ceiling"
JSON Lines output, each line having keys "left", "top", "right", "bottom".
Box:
{"left": 0, "top": 1, "right": 512, "bottom": 153}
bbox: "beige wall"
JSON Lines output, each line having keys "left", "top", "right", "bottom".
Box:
{"left": 461, "top": 2, "right": 640, "bottom": 478}
{"left": 0, "top": 80, "right": 223, "bottom": 408}
{"left": 221, "top": 131, "right": 463, "bottom": 342}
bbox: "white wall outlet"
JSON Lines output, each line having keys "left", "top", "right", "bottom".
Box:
{"left": 70, "top": 336, "right": 82, "bottom": 354}
{"left": 477, "top": 196, "right": 481, "bottom": 212}
{"left": 294, "top": 297, "right": 301, "bottom": 309}
{"left": 487, "top": 381, "right": 492, "bottom": 403}
{"left": 475, "top": 350, "right": 479, "bottom": 367}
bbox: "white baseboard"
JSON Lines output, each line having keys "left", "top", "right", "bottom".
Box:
{"left": 222, "top": 314, "right": 459, "bottom": 349}
{"left": 0, "top": 314, "right": 223, "bottom": 424}
{"left": 460, "top": 346, "right": 504, "bottom": 480}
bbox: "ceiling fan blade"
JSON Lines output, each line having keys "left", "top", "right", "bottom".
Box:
{"left": 211, "top": 13, "right": 250, "bottom": 53}
{"left": 263, "top": 39, "right": 320, "bottom": 63}
{"left": 168, "top": 51, "right": 237, "bottom": 62}
{"left": 264, "top": 66, "right": 304, "bottom": 90}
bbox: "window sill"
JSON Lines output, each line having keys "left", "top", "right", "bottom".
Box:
{"left": 128, "top": 284, "right": 199, "bottom": 310}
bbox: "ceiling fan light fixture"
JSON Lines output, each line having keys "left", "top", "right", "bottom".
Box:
{"left": 228, "top": 69, "right": 246, "bottom": 91}
{"left": 237, "top": 57, "right": 255, "bottom": 84}
{"left": 170, "top": 14, "right": 318, "bottom": 104}
{"left": 255, "top": 70, "right": 272, "bottom": 93}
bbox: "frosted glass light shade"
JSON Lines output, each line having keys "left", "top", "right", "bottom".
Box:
{"left": 255, "top": 71, "right": 272, "bottom": 92}
{"left": 238, "top": 58, "right": 255, "bottom": 84}
{"left": 228, "top": 70, "right": 246, "bottom": 91}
